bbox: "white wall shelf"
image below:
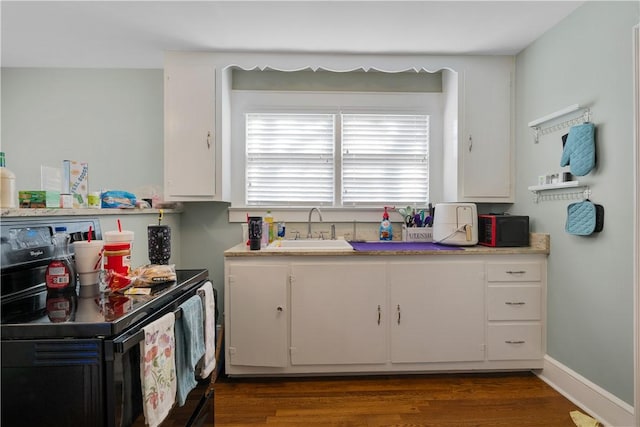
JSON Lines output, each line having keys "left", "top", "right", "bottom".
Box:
{"left": 528, "top": 104, "right": 591, "bottom": 143}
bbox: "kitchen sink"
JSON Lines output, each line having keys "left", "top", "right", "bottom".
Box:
{"left": 263, "top": 239, "right": 354, "bottom": 251}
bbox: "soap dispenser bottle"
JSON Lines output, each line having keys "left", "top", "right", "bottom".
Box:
{"left": 379, "top": 207, "right": 393, "bottom": 241}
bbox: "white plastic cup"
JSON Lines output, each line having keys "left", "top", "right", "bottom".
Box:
{"left": 241, "top": 223, "right": 248, "bottom": 245}
{"left": 73, "top": 240, "right": 104, "bottom": 286}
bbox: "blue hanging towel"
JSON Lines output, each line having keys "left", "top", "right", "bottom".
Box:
{"left": 175, "top": 295, "right": 205, "bottom": 406}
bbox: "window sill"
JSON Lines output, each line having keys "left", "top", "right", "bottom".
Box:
{"left": 228, "top": 206, "right": 408, "bottom": 223}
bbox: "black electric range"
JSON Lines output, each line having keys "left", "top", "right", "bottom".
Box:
{"left": 0, "top": 216, "right": 213, "bottom": 427}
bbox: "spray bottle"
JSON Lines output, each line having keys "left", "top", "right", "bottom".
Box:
{"left": 379, "top": 206, "right": 393, "bottom": 241}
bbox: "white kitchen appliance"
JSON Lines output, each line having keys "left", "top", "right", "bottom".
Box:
{"left": 432, "top": 203, "right": 478, "bottom": 246}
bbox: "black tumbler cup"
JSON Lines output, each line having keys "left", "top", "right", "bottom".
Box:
{"left": 148, "top": 225, "right": 171, "bottom": 264}
{"left": 248, "top": 217, "right": 262, "bottom": 250}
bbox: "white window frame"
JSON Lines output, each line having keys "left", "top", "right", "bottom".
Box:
{"left": 229, "top": 90, "right": 443, "bottom": 222}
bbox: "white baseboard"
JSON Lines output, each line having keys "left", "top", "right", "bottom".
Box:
{"left": 536, "top": 355, "right": 635, "bottom": 427}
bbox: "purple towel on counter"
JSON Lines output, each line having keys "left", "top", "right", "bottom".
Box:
{"left": 175, "top": 295, "right": 205, "bottom": 407}
{"left": 349, "top": 241, "right": 463, "bottom": 251}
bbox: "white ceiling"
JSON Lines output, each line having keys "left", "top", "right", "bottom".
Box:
{"left": 1, "top": 1, "right": 585, "bottom": 69}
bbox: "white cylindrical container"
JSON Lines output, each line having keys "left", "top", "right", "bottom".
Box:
{"left": 0, "top": 152, "right": 17, "bottom": 208}
{"left": 60, "top": 194, "right": 73, "bottom": 209}
{"left": 73, "top": 240, "right": 105, "bottom": 285}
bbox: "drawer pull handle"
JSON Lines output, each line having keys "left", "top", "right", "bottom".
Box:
{"left": 277, "top": 306, "right": 284, "bottom": 312}
{"left": 505, "top": 301, "right": 525, "bottom": 306}
{"left": 397, "top": 304, "right": 401, "bottom": 325}
{"left": 506, "top": 270, "right": 526, "bottom": 274}
{"left": 505, "top": 340, "right": 525, "bottom": 344}
{"left": 377, "top": 305, "right": 381, "bottom": 325}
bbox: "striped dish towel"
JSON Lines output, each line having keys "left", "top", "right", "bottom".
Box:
{"left": 196, "top": 281, "right": 216, "bottom": 379}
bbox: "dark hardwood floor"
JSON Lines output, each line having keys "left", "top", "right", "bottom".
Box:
{"left": 161, "top": 371, "right": 587, "bottom": 426}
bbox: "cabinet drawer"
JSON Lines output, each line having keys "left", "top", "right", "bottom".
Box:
{"left": 488, "top": 286, "right": 541, "bottom": 320}
{"left": 487, "top": 263, "right": 541, "bottom": 282}
{"left": 487, "top": 324, "right": 542, "bottom": 361}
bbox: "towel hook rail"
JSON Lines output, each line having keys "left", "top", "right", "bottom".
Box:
{"left": 531, "top": 187, "right": 591, "bottom": 203}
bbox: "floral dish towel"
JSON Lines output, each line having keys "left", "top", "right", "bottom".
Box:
{"left": 140, "top": 312, "right": 176, "bottom": 427}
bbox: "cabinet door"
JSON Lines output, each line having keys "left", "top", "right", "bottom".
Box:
{"left": 461, "top": 59, "right": 513, "bottom": 200}
{"left": 164, "top": 63, "right": 216, "bottom": 198}
{"left": 290, "top": 262, "right": 386, "bottom": 365}
{"left": 227, "top": 263, "right": 288, "bottom": 367}
{"left": 389, "top": 261, "right": 485, "bottom": 363}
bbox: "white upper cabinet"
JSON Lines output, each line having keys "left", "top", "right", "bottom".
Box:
{"left": 164, "top": 59, "right": 220, "bottom": 201}
{"left": 443, "top": 57, "right": 515, "bottom": 202}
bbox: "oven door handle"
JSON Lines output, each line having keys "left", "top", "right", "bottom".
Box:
{"left": 113, "top": 306, "right": 185, "bottom": 354}
{"left": 113, "top": 329, "right": 145, "bottom": 354}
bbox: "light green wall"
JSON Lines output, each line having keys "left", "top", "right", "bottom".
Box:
{"left": 514, "top": 1, "right": 639, "bottom": 404}
{"left": 1, "top": 68, "right": 164, "bottom": 193}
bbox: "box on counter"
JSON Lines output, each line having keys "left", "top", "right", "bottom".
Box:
{"left": 402, "top": 225, "right": 433, "bottom": 242}
{"left": 18, "top": 191, "right": 61, "bottom": 208}
{"left": 62, "top": 160, "right": 88, "bottom": 208}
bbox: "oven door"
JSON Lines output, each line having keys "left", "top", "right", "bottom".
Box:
{"left": 1, "top": 338, "right": 105, "bottom": 427}
{"left": 107, "top": 336, "right": 143, "bottom": 427}
{"left": 109, "top": 278, "right": 214, "bottom": 427}
{"left": 1, "top": 336, "right": 146, "bottom": 427}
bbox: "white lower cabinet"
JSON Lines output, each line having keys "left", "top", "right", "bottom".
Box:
{"left": 486, "top": 261, "right": 545, "bottom": 365}
{"left": 226, "top": 263, "right": 289, "bottom": 367}
{"left": 388, "top": 261, "right": 485, "bottom": 363}
{"left": 290, "top": 262, "right": 386, "bottom": 365}
{"left": 224, "top": 254, "right": 546, "bottom": 375}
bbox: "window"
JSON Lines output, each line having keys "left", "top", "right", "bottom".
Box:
{"left": 342, "top": 113, "right": 429, "bottom": 205}
{"left": 245, "top": 111, "right": 429, "bottom": 207}
{"left": 246, "top": 113, "right": 335, "bottom": 205}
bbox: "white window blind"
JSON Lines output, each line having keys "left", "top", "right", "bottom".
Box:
{"left": 342, "top": 114, "right": 429, "bottom": 205}
{"left": 246, "top": 113, "right": 335, "bottom": 205}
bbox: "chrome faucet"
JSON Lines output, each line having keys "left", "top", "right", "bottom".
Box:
{"left": 307, "top": 207, "right": 323, "bottom": 239}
